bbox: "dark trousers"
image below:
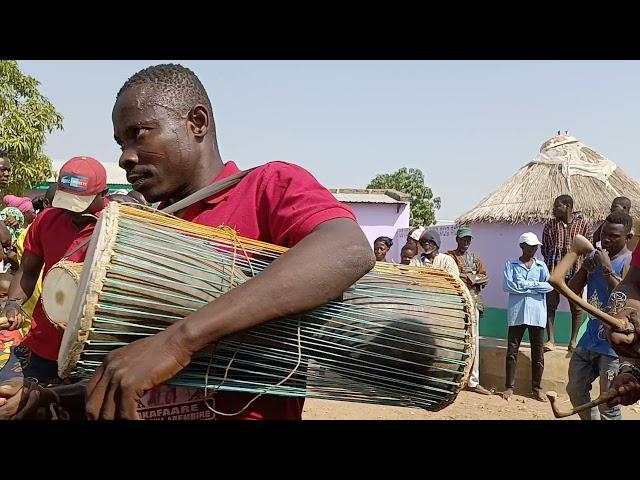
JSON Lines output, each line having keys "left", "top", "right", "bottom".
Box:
{"left": 505, "top": 324, "right": 545, "bottom": 391}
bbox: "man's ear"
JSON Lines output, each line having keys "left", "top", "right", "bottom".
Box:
{"left": 187, "top": 105, "right": 210, "bottom": 139}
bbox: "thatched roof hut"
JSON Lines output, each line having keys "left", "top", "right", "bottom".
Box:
{"left": 457, "top": 133, "right": 640, "bottom": 225}
{"left": 453, "top": 133, "right": 640, "bottom": 347}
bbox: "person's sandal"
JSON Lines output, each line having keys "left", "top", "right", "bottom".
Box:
{"left": 543, "top": 342, "right": 555, "bottom": 352}
{"left": 468, "top": 385, "right": 492, "bottom": 395}
{"left": 502, "top": 388, "right": 513, "bottom": 401}
{"left": 532, "top": 389, "right": 548, "bottom": 402}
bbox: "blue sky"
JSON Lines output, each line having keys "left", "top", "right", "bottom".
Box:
{"left": 18, "top": 60, "right": 640, "bottom": 221}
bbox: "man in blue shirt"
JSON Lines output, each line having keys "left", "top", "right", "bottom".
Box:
{"left": 566, "top": 210, "right": 633, "bottom": 420}
{"left": 503, "top": 232, "right": 554, "bottom": 402}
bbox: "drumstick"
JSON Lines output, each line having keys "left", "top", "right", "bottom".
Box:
{"left": 546, "top": 390, "right": 619, "bottom": 418}
{"left": 548, "top": 235, "right": 634, "bottom": 333}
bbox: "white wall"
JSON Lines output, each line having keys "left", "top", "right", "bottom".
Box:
{"left": 466, "top": 223, "right": 572, "bottom": 312}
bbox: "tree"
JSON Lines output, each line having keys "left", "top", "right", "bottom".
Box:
{"left": 0, "top": 60, "right": 63, "bottom": 195}
{"left": 367, "top": 167, "right": 441, "bottom": 226}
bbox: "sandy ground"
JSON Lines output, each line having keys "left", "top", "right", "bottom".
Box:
{"left": 303, "top": 390, "right": 640, "bottom": 420}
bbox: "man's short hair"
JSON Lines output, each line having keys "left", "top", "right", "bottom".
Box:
{"left": 605, "top": 210, "right": 633, "bottom": 233}
{"left": 401, "top": 243, "right": 416, "bottom": 253}
{"left": 116, "top": 64, "right": 213, "bottom": 118}
{"left": 555, "top": 194, "right": 573, "bottom": 209}
{"left": 612, "top": 196, "right": 631, "bottom": 210}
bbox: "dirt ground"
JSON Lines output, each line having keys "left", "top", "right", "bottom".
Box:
{"left": 303, "top": 390, "right": 640, "bottom": 420}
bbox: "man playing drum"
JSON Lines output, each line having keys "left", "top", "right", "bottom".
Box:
{"left": 0, "top": 157, "right": 109, "bottom": 385}
{"left": 0, "top": 63, "right": 375, "bottom": 420}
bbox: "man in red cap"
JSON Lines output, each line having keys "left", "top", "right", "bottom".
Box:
{"left": 0, "top": 156, "right": 109, "bottom": 384}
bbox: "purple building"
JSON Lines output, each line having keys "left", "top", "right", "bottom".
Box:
{"left": 330, "top": 189, "right": 410, "bottom": 263}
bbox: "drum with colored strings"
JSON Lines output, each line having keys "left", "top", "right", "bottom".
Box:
{"left": 55, "top": 202, "right": 474, "bottom": 412}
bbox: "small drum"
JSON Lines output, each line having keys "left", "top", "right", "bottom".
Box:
{"left": 58, "top": 203, "right": 474, "bottom": 412}
{"left": 42, "top": 261, "right": 83, "bottom": 327}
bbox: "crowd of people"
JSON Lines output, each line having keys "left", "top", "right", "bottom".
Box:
{"left": 372, "top": 194, "right": 640, "bottom": 416}
{"left": 1, "top": 62, "right": 640, "bottom": 420}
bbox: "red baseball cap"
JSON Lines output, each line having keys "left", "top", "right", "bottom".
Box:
{"left": 52, "top": 156, "right": 107, "bottom": 212}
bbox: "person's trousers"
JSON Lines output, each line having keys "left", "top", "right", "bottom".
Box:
{"left": 566, "top": 346, "right": 621, "bottom": 420}
{"left": 468, "top": 308, "right": 481, "bottom": 388}
{"left": 505, "top": 324, "right": 545, "bottom": 391}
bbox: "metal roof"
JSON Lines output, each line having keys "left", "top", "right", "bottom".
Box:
{"left": 330, "top": 189, "right": 410, "bottom": 205}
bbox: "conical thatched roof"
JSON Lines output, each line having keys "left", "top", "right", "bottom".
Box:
{"left": 456, "top": 133, "right": 640, "bottom": 225}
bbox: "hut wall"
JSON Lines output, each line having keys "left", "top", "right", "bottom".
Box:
{"left": 467, "top": 222, "right": 582, "bottom": 346}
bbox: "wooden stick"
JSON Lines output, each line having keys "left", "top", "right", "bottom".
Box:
{"left": 548, "top": 234, "right": 634, "bottom": 333}
{"left": 546, "top": 390, "right": 620, "bottom": 418}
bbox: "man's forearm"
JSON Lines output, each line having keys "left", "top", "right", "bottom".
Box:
{"left": 50, "top": 380, "right": 89, "bottom": 418}
{"left": 174, "top": 219, "right": 376, "bottom": 354}
{"left": 7, "top": 268, "right": 36, "bottom": 302}
{"left": 605, "top": 272, "right": 621, "bottom": 292}
{"left": 567, "top": 268, "right": 588, "bottom": 295}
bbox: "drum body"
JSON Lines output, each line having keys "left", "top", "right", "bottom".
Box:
{"left": 58, "top": 203, "right": 474, "bottom": 411}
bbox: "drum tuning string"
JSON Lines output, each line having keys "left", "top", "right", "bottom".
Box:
{"left": 200, "top": 226, "right": 302, "bottom": 417}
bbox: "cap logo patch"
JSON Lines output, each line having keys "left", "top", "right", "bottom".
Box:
{"left": 60, "top": 174, "right": 89, "bottom": 192}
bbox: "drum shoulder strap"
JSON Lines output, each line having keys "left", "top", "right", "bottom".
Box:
{"left": 61, "top": 168, "right": 257, "bottom": 261}
{"left": 161, "top": 167, "right": 257, "bottom": 214}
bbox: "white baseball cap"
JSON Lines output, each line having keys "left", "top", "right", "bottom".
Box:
{"left": 409, "top": 227, "right": 426, "bottom": 241}
{"left": 519, "top": 232, "right": 542, "bottom": 246}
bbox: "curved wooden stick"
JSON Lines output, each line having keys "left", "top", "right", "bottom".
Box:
{"left": 546, "top": 390, "right": 619, "bottom": 418}
{"left": 548, "top": 234, "right": 634, "bottom": 333}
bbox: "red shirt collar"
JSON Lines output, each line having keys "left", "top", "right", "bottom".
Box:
{"left": 159, "top": 161, "right": 242, "bottom": 211}
{"left": 202, "top": 161, "right": 242, "bottom": 206}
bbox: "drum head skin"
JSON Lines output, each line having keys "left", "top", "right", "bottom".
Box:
{"left": 42, "top": 262, "right": 82, "bottom": 328}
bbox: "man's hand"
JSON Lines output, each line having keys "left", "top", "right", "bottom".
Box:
{"left": 607, "top": 309, "right": 640, "bottom": 358}
{"left": 596, "top": 249, "right": 614, "bottom": 275}
{"left": 0, "top": 378, "right": 24, "bottom": 419}
{"left": 0, "top": 378, "right": 59, "bottom": 420}
{"left": 3, "top": 215, "right": 19, "bottom": 229}
{"left": 85, "top": 328, "right": 192, "bottom": 420}
{"left": 607, "top": 372, "right": 640, "bottom": 407}
{"left": 582, "top": 256, "right": 597, "bottom": 274}
{"left": 1, "top": 303, "right": 24, "bottom": 331}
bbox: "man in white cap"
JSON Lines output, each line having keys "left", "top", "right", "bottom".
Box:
{"left": 502, "top": 232, "right": 553, "bottom": 402}
{"left": 407, "top": 226, "right": 425, "bottom": 250}
{"left": 0, "top": 156, "right": 109, "bottom": 384}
